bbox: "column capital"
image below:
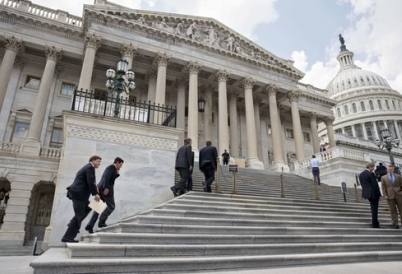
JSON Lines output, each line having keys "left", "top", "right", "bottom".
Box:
{"left": 45, "top": 45, "right": 62, "bottom": 61}
{"left": 308, "top": 112, "right": 318, "bottom": 121}
{"left": 228, "top": 90, "right": 240, "bottom": 100}
{"left": 324, "top": 116, "right": 335, "bottom": 124}
{"left": 264, "top": 83, "right": 280, "bottom": 96}
{"left": 120, "top": 43, "right": 138, "bottom": 58}
{"left": 253, "top": 94, "right": 263, "bottom": 105}
{"left": 174, "top": 77, "right": 187, "bottom": 89}
{"left": 146, "top": 71, "right": 157, "bottom": 81}
{"left": 154, "top": 52, "right": 171, "bottom": 66}
{"left": 237, "top": 105, "right": 246, "bottom": 115}
{"left": 13, "top": 57, "right": 25, "bottom": 69}
{"left": 187, "top": 61, "right": 201, "bottom": 75}
{"left": 287, "top": 90, "right": 300, "bottom": 103}
{"left": 4, "top": 36, "right": 23, "bottom": 53}
{"left": 216, "top": 69, "right": 230, "bottom": 82}
{"left": 84, "top": 33, "right": 101, "bottom": 50}
{"left": 241, "top": 76, "right": 255, "bottom": 89}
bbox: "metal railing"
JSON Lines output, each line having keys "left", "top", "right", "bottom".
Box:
{"left": 71, "top": 89, "right": 177, "bottom": 128}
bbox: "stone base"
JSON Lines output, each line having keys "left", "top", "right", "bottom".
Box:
{"left": 19, "top": 139, "right": 41, "bottom": 156}
{"left": 0, "top": 231, "right": 25, "bottom": 246}
{"left": 271, "top": 162, "right": 290, "bottom": 172}
{"left": 246, "top": 158, "right": 264, "bottom": 170}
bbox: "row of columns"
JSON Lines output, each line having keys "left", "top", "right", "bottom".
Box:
{"left": 340, "top": 120, "right": 402, "bottom": 141}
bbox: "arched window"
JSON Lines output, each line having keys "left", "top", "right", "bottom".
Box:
{"left": 337, "top": 108, "right": 341, "bottom": 117}
{"left": 385, "top": 100, "right": 390, "bottom": 109}
{"left": 352, "top": 103, "right": 357, "bottom": 113}
{"left": 369, "top": 100, "right": 374, "bottom": 110}
{"left": 392, "top": 100, "right": 396, "bottom": 109}
{"left": 378, "top": 100, "right": 382, "bottom": 110}
{"left": 360, "top": 101, "right": 366, "bottom": 111}
{"left": 344, "top": 105, "right": 349, "bottom": 115}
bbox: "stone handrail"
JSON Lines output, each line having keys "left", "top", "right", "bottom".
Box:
{"left": 0, "top": 0, "right": 82, "bottom": 27}
{"left": 40, "top": 147, "right": 61, "bottom": 159}
{"left": 0, "top": 142, "right": 20, "bottom": 154}
{"left": 293, "top": 147, "right": 368, "bottom": 170}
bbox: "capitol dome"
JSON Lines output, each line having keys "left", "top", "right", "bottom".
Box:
{"left": 326, "top": 46, "right": 390, "bottom": 98}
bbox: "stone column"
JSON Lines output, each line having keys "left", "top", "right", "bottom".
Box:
{"left": 20, "top": 46, "right": 62, "bottom": 156}
{"left": 394, "top": 120, "right": 401, "bottom": 140}
{"left": 120, "top": 43, "right": 138, "bottom": 99}
{"left": 266, "top": 84, "right": 286, "bottom": 171}
{"left": 175, "top": 78, "right": 187, "bottom": 145}
{"left": 216, "top": 69, "right": 230, "bottom": 155}
{"left": 351, "top": 124, "right": 356, "bottom": 137}
{"left": 325, "top": 117, "right": 336, "bottom": 148}
{"left": 146, "top": 71, "right": 157, "bottom": 103}
{"left": 309, "top": 112, "right": 319, "bottom": 154}
{"left": 202, "top": 84, "right": 214, "bottom": 143}
{"left": 288, "top": 91, "right": 305, "bottom": 160}
{"left": 373, "top": 122, "right": 380, "bottom": 140}
{"left": 362, "top": 123, "right": 368, "bottom": 140}
{"left": 341, "top": 127, "right": 345, "bottom": 135}
{"left": 242, "top": 77, "right": 263, "bottom": 169}
{"left": 78, "top": 33, "right": 101, "bottom": 91}
{"left": 0, "top": 36, "right": 22, "bottom": 110}
{"left": 228, "top": 91, "right": 239, "bottom": 157}
{"left": 154, "top": 52, "right": 171, "bottom": 106}
{"left": 253, "top": 96, "right": 263, "bottom": 161}
{"left": 187, "top": 61, "right": 201, "bottom": 152}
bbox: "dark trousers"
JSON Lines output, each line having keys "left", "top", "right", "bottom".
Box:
{"left": 62, "top": 198, "right": 92, "bottom": 240}
{"left": 175, "top": 168, "right": 190, "bottom": 193}
{"left": 87, "top": 194, "right": 115, "bottom": 228}
{"left": 368, "top": 198, "right": 380, "bottom": 227}
{"left": 187, "top": 171, "right": 193, "bottom": 191}
{"left": 312, "top": 167, "right": 320, "bottom": 185}
{"left": 202, "top": 163, "right": 215, "bottom": 192}
{"left": 223, "top": 158, "right": 229, "bottom": 165}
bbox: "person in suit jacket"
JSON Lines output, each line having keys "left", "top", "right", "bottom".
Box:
{"left": 381, "top": 164, "right": 402, "bottom": 229}
{"left": 171, "top": 138, "right": 193, "bottom": 197}
{"left": 359, "top": 162, "right": 382, "bottom": 228}
{"left": 85, "top": 157, "right": 124, "bottom": 233}
{"left": 187, "top": 151, "right": 195, "bottom": 192}
{"left": 199, "top": 140, "right": 218, "bottom": 193}
{"left": 62, "top": 155, "right": 101, "bottom": 243}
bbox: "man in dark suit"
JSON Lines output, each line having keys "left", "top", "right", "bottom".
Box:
{"left": 171, "top": 138, "right": 193, "bottom": 197}
{"left": 359, "top": 162, "right": 382, "bottom": 228}
{"left": 187, "top": 151, "right": 195, "bottom": 192}
{"left": 381, "top": 164, "right": 402, "bottom": 229}
{"left": 62, "top": 155, "right": 101, "bottom": 243}
{"left": 85, "top": 157, "right": 124, "bottom": 233}
{"left": 199, "top": 140, "right": 218, "bottom": 192}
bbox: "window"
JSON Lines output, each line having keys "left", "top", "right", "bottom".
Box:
{"left": 392, "top": 100, "right": 396, "bottom": 109}
{"left": 356, "top": 126, "right": 363, "bottom": 138}
{"left": 337, "top": 108, "right": 341, "bottom": 117}
{"left": 385, "top": 100, "right": 390, "bottom": 109}
{"left": 94, "top": 89, "right": 108, "bottom": 101}
{"left": 128, "top": 95, "right": 137, "bottom": 104}
{"left": 369, "top": 100, "right": 374, "bottom": 110}
{"left": 352, "top": 103, "right": 357, "bottom": 113}
{"left": 345, "top": 126, "right": 353, "bottom": 137}
{"left": 11, "top": 122, "right": 29, "bottom": 144}
{"left": 285, "top": 129, "right": 294, "bottom": 139}
{"left": 360, "top": 101, "right": 366, "bottom": 111}
{"left": 303, "top": 132, "right": 311, "bottom": 142}
{"left": 50, "top": 128, "right": 63, "bottom": 148}
{"left": 378, "top": 100, "right": 382, "bottom": 110}
{"left": 344, "top": 105, "right": 349, "bottom": 115}
{"left": 24, "top": 75, "right": 41, "bottom": 90}
{"left": 60, "top": 83, "right": 75, "bottom": 96}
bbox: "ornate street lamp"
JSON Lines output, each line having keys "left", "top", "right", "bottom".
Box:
{"left": 198, "top": 97, "right": 206, "bottom": 113}
{"left": 375, "top": 128, "right": 400, "bottom": 174}
{"left": 106, "top": 59, "right": 136, "bottom": 117}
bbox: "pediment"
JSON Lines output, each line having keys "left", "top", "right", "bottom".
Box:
{"left": 85, "top": 3, "right": 304, "bottom": 79}
{"left": 15, "top": 108, "right": 32, "bottom": 114}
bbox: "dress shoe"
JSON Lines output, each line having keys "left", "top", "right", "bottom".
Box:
{"left": 170, "top": 186, "right": 178, "bottom": 197}
{"left": 202, "top": 182, "right": 207, "bottom": 191}
{"left": 61, "top": 238, "right": 79, "bottom": 243}
{"left": 85, "top": 225, "right": 94, "bottom": 234}
{"left": 372, "top": 224, "right": 381, "bottom": 228}
{"left": 393, "top": 224, "right": 399, "bottom": 229}
{"left": 98, "top": 223, "right": 108, "bottom": 228}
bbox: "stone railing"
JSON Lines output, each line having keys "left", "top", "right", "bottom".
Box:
{"left": 40, "top": 147, "right": 61, "bottom": 159}
{"left": 293, "top": 147, "right": 369, "bottom": 170}
{"left": 0, "top": 142, "right": 20, "bottom": 154}
{"left": 0, "top": 0, "right": 82, "bottom": 27}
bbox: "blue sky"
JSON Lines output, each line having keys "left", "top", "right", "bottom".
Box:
{"left": 32, "top": 0, "right": 402, "bottom": 92}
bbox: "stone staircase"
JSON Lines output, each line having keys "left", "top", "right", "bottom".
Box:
{"left": 30, "top": 168, "right": 400, "bottom": 273}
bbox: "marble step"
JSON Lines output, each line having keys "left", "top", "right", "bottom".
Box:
{"left": 68, "top": 242, "right": 402, "bottom": 258}
{"left": 81, "top": 232, "right": 402, "bottom": 245}
{"left": 31, "top": 248, "right": 402, "bottom": 274}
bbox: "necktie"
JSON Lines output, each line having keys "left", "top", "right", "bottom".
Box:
{"left": 390, "top": 174, "right": 394, "bottom": 184}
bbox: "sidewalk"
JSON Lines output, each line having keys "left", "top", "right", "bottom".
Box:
{"left": 3, "top": 255, "right": 402, "bottom": 274}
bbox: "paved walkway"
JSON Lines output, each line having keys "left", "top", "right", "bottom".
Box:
{"left": 3, "top": 256, "right": 402, "bottom": 274}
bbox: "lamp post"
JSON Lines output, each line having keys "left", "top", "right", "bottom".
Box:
{"left": 375, "top": 128, "right": 400, "bottom": 174}
{"left": 198, "top": 97, "right": 205, "bottom": 113}
{"left": 106, "top": 59, "right": 136, "bottom": 117}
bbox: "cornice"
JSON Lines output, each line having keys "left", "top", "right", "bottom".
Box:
{"left": 83, "top": 8, "right": 304, "bottom": 80}
{"left": 334, "top": 111, "right": 402, "bottom": 126}
{"left": 0, "top": 157, "right": 59, "bottom": 171}
{"left": 336, "top": 140, "right": 402, "bottom": 157}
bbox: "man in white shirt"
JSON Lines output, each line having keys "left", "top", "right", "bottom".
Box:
{"left": 310, "top": 155, "right": 320, "bottom": 185}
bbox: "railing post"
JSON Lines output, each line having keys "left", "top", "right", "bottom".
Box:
{"left": 280, "top": 174, "right": 285, "bottom": 198}
{"left": 232, "top": 170, "right": 237, "bottom": 195}
{"left": 215, "top": 157, "right": 221, "bottom": 193}
{"left": 71, "top": 89, "right": 78, "bottom": 110}
{"left": 103, "top": 94, "right": 108, "bottom": 116}
{"left": 354, "top": 183, "right": 360, "bottom": 203}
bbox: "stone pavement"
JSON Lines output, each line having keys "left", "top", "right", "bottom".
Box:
{"left": 3, "top": 255, "right": 402, "bottom": 274}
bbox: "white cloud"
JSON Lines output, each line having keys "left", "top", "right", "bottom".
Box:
{"left": 291, "top": 50, "right": 308, "bottom": 73}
